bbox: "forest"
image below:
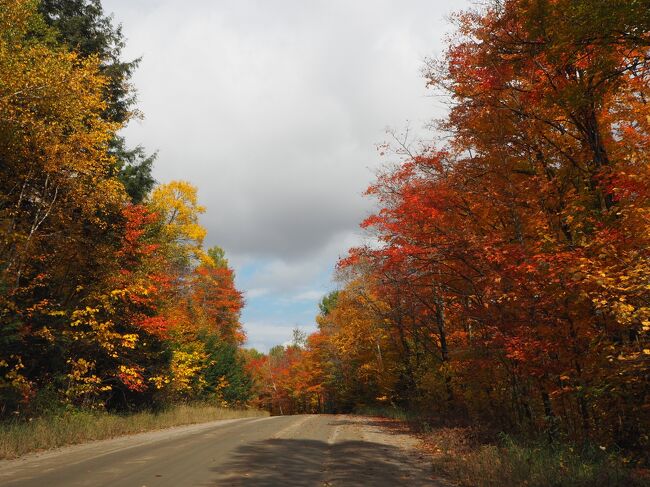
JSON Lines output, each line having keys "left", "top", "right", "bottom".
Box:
{"left": 0, "top": 0, "right": 252, "bottom": 416}
{"left": 1, "top": 0, "right": 649, "bottom": 481}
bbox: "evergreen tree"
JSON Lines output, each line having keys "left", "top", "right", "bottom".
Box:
{"left": 39, "top": 0, "right": 155, "bottom": 202}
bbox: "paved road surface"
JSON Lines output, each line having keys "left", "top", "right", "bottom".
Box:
{"left": 0, "top": 415, "right": 440, "bottom": 486}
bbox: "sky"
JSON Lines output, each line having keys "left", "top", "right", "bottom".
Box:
{"left": 103, "top": 0, "right": 470, "bottom": 351}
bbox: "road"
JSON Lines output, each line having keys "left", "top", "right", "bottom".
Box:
{"left": 0, "top": 414, "right": 440, "bottom": 486}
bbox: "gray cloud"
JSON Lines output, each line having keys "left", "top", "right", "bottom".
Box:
{"left": 103, "top": 0, "right": 469, "bottom": 348}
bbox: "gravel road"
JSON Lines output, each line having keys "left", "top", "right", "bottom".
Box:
{"left": 0, "top": 414, "right": 441, "bottom": 486}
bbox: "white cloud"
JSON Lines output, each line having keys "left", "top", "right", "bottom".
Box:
{"left": 244, "top": 259, "right": 323, "bottom": 294}
{"left": 243, "top": 320, "right": 317, "bottom": 352}
{"left": 288, "top": 290, "right": 326, "bottom": 302}
{"left": 244, "top": 288, "right": 270, "bottom": 299}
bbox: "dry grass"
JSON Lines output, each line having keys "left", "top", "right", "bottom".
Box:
{"left": 423, "top": 427, "right": 648, "bottom": 487}
{"left": 0, "top": 404, "right": 268, "bottom": 460}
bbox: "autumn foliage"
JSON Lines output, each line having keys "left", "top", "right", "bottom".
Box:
{"left": 0, "top": 0, "right": 251, "bottom": 414}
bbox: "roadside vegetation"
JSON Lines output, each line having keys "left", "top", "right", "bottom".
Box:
{"left": 354, "top": 407, "right": 647, "bottom": 487}
{"left": 0, "top": 403, "right": 267, "bottom": 460}
{"left": 425, "top": 427, "right": 645, "bottom": 487}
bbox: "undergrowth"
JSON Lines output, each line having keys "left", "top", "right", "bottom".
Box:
{"left": 357, "top": 406, "right": 648, "bottom": 487}
{"left": 426, "top": 428, "right": 648, "bottom": 487}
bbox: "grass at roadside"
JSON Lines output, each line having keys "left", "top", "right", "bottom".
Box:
{"left": 0, "top": 404, "right": 268, "bottom": 460}
{"left": 424, "top": 427, "right": 647, "bottom": 487}
{"left": 356, "top": 407, "right": 647, "bottom": 487}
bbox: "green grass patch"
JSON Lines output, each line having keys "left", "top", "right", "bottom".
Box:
{"left": 0, "top": 404, "right": 268, "bottom": 460}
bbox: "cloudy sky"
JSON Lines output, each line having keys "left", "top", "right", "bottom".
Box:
{"left": 103, "top": 0, "right": 470, "bottom": 351}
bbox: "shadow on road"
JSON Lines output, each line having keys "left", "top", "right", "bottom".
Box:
{"left": 207, "top": 437, "right": 433, "bottom": 486}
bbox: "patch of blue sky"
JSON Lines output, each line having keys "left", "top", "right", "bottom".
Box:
{"left": 234, "top": 260, "right": 335, "bottom": 351}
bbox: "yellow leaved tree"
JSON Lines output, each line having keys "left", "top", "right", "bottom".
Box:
{"left": 149, "top": 181, "right": 209, "bottom": 268}
{"left": 0, "top": 0, "right": 129, "bottom": 410}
